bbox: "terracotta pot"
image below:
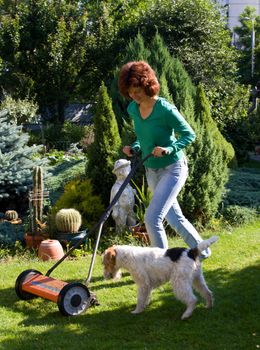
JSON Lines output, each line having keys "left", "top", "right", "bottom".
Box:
{"left": 131, "top": 225, "right": 150, "bottom": 245}
{"left": 38, "top": 239, "right": 64, "bottom": 261}
{"left": 131, "top": 224, "right": 147, "bottom": 233}
{"left": 24, "top": 233, "right": 45, "bottom": 249}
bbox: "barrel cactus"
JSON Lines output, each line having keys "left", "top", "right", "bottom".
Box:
{"left": 55, "top": 208, "right": 82, "bottom": 233}
{"left": 5, "top": 210, "right": 19, "bottom": 221}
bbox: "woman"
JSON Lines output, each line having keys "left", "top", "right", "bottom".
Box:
{"left": 118, "top": 60, "right": 210, "bottom": 259}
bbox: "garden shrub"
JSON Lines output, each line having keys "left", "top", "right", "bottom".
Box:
{"left": 0, "top": 94, "right": 38, "bottom": 125}
{"left": 45, "top": 146, "right": 85, "bottom": 166}
{"left": 206, "top": 80, "right": 250, "bottom": 163}
{"left": 0, "top": 221, "right": 25, "bottom": 246}
{"left": 224, "top": 167, "right": 260, "bottom": 208}
{"left": 221, "top": 205, "right": 258, "bottom": 226}
{"left": 62, "top": 121, "right": 87, "bottom": 144}
{"left": 252, "top": 105, "right": 260, "bottom": 145}
{"left": 51, "top": 178, "right": 104, "bottom": 233}
{"left": 38, "top": 121, "right": 87, "bottom": 151}
{"left": 45, "top": 159, "right": 86, "bottom": 204}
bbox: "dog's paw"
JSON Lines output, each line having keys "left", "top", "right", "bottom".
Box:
{"left": 181, "top": 301, "right": 196, "bottom": 320}
{"left": 181, "top": 310, "right": 193, "bottom": 320}
{"left": 113, "top": 274, "right": 122, "bottom": 281}
{"left": 204, "top": 291, "right": 213, "bottom": 308}
{"left": 113, "top": 271, "right": 122, "bottom": 280}
{"left": 181, "top": 314, "right": 191, "bottom": 320}
{"left": 131, "top": 308, "right": 144, "bottom": 314}
{"left": 205, "top": 296, "right": 214, "bottom": 308}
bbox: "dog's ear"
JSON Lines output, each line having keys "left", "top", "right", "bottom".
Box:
{"left": 104, "top": 247, "right": 116, "bottom": 266}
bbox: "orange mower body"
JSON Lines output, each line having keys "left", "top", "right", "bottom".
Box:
{"left": 15, "top": 269, "right": 93, "bottom": 316}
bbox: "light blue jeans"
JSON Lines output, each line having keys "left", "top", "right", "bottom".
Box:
{"left": 145, "top": 157, "right": 210, "bottom": 259}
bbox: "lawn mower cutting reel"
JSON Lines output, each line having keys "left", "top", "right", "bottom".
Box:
{"left": 15, "top": 153, "right": 152, "bottom": 316}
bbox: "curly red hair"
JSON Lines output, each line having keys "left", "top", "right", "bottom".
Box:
{"left": 118, "top": 61, "right": 160, "bottom": 99}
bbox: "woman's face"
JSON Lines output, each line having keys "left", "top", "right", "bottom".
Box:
{"left": 128, "top": 86, "right": 148, "bottom": 104}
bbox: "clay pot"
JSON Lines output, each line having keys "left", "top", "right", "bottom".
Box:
{"left": 131, "top": 225, "right": 150, "bottom": 245}
{"left": 38, "top": 239, "right": 64, "bottom": 261}
{"left": 24, "top": 233, "right": 45, "bottom": 249}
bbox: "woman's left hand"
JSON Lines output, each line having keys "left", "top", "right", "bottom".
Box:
{"left": 152, "top": 146, "right": 169, "bottom": 157}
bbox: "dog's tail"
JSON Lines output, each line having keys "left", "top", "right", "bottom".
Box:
{"left": 197, "top": 235, "right": 219, "bottom": 253}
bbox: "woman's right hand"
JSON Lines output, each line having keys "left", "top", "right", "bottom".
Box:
{"left": 123, "top": 146, "right": 133, "bottom": 157}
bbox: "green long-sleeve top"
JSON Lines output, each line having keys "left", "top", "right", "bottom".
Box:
{"left": 127, "top": 97, "right": 196, "bottom": 169}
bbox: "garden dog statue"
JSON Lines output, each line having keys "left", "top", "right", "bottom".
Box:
{"left": 110, "top": 159, "right": 136, "bottom": 233}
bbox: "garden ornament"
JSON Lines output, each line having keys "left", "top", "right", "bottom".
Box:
{"left": 110, "top": 159, "right": 136, "bottom": 232}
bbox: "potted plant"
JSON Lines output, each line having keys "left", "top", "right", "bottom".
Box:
{"left": 24, "top": 166, "right": 49, "bottom": 249}
{"left": 4, "top": 210, "right": 22, "bottom": 224}
{"left": 131, "top": 177, "right": 151, "bottom": 245}
{"left": 54, "top": 208, "right": 88, "bottom": 248}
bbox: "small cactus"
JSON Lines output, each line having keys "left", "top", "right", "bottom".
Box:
{"left": 55, "top": 208, "right": 82, "bottom": 233}
{"left": 5, "top": 210, "right": 18, "bottom": 221}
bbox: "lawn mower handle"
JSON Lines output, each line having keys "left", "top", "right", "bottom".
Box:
{"left": 46, "top": 152, "right": 153, "bottom": 277}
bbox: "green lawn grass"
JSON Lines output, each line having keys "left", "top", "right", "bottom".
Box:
{"left": 0, "top": 221, "right": 259, "bottom": 350}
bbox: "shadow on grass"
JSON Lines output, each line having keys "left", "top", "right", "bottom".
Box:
{"left": 87, "top": 271, "right": 134, "bottom": 291}
{"left": 1, "top": 261, "right": 260, "bottom": 350}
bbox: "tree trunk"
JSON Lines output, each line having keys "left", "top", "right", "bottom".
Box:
{"left": 57, "top": 99, "right": 66, "bottom": 124}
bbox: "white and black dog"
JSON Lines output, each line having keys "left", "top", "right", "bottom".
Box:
{"left": 102, "top": 236, "right": 218, "bottom": 320}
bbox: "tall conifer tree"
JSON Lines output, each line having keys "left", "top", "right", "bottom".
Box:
{"left": 110, "top": 32, "right": 151, "bottom": 130}
{"left": 86, "top": 82, "right": 121, "bottom": 205}
{"left": 149, "top": 33, "right": 196, "bottom": 122}
{"left": 181, "top": 84, "right": 230, "bottom": 224}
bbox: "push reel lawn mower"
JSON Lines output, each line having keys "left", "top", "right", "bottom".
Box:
{"left": 15, "top": 153, "right": 152, "bottom": 316}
